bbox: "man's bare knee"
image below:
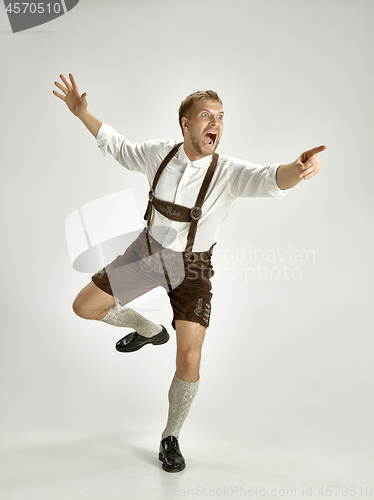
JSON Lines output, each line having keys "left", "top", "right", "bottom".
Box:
{"left": 72, "top": 297, "right": 91, "bottom": 319}
{"left": 72, "top": 281, "right": 116, "bottom": 320}
{"left": 176, "top": 349, "right": 201, "bottom": 380}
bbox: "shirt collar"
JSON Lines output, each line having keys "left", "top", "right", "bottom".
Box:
{"left": 178, "top": 143, "right": 213, "bottom": 169}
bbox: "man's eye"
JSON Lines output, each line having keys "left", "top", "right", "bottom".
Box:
{"left": 218, "top": 115, "right": 223, "bottom": 120}
{"left": 202, "top": 112, "right": 208, "bottom": 117}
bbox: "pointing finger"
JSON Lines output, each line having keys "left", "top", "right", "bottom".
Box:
{"left": 306, "top": 145, "right": 327, "bottom": 157}
{"left": 300, "top": 145, "right": 326, "bottom": 164}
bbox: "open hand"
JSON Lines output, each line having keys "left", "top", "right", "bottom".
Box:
{"left": 53, "top": 73, "right": 88, "bottom": 117}
{"left": 296, "top": 145, "right": 326, "bottom": 180}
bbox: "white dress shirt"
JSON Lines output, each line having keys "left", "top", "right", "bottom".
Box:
{"left": 97, "top": 124, "right": 292, "bottom": 252}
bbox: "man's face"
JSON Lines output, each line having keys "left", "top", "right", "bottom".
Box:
{"left": 182, "top": 99, "right": 224, "bottom": 160}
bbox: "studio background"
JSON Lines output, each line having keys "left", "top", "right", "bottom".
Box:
{"left": 0, "top": 0, "right": 373, "bottom": 499}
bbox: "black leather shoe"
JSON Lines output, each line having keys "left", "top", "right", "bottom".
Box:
{"left": 115, "top": 326, "right": 169, "bottom": 353}
{"left": 159, "top": 436, "right": 186, "bottom": 473}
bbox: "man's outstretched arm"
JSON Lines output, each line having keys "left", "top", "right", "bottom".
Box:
{"left": 53, "top": 73, "right": 102, "bottom": 138}
{"left": 276, "top": 145, "right": 327, "bottom": 190}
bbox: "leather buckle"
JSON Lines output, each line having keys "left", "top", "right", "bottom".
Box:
{"left": 190, "top": 206, "right": 202, "bottom": 220}
{"left": 184, "top": 252, "right": 195, "bottom": 261}
{"left": 148, "top": 188, "right": 155, "bottom": 202}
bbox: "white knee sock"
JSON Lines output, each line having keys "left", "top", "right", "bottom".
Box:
{"left": 100, "top": 302, "right": 162, "bottom": 338}
{"left": 161, "top": 373, "right": 200, "bottom": 440}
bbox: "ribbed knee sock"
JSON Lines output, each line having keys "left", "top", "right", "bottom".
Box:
{"left": 100, "top": 302, "right": 162, "bottom": 338}
{"left": 161, "top": 373, "right": 200, "bottom": 440}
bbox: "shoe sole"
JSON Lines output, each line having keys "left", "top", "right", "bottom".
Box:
{"left": 159, "top": 452, "right": 186, "bottom": 473}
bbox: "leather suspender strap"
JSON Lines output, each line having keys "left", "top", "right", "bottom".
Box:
{"left": 185, "top": 152, "right": 219, "bottom": 256}
{"left": 144, "top": 229, "right": 174, "bottom": 293}
{"left": 143, "top": 144, "right": 219, "bottom": 256}
{"left": 144, "top": 141, "right": 182, "bottom": 265}
{"left": 143, "top": 142, "right": 183, "bottom": 223}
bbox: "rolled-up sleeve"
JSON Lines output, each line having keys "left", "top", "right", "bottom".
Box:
{"left": 96, "top": 123, "right": 152, "bottom": 175}
{"left": 228, "top": 160, "right": 292, "bottom": 199}
{"left": 97, "top": 123, "right": 117, "bottom": 156}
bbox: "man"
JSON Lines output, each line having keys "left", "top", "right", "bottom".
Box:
{"left": 53, "top": 73, "right": 325, "bottom": 473}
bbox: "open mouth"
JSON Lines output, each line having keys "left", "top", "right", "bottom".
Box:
{"left": 203, "top": 131, "right": 218, "bottom": 148}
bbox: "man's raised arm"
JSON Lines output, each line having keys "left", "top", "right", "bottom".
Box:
{"left": 53, "top": 73, "right": 102, "bottom": 138}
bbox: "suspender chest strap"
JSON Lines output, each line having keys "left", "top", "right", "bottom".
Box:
{"left": 184, "top": 152, "right": 218, "bottom": 256}
{"left": 143, "top": 142, "right": 219, "bottom": 255}
{"left": 143, "top": 142, "right": 183, "bottom": 222}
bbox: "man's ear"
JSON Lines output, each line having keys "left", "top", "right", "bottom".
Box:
{"left": 181, "top": 116, "right": 189, "bottom": 134}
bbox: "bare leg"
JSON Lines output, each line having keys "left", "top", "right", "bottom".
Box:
{"left": 72, "top": 281, "right": 163, "bottom": 338}
{"left": 175, "top": 320, "right": 206, "bottom": 382}
{"left": 72, "top": 281, "right": 117, "bottom": 320}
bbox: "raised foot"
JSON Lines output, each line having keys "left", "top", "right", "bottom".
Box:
{"left": 115, "top": 326, "right": 169, "bottom": 353}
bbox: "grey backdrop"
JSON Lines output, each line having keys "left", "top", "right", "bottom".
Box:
{"left": 1, "top": 1, "right": 373, "bottom": 499}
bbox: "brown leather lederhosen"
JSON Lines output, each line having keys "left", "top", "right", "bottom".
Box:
{"left": 143, "top": 142, "right": 219, "bottom": 293}
{"left": 91, "top": 142, "right": 220, "bottom": 328}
